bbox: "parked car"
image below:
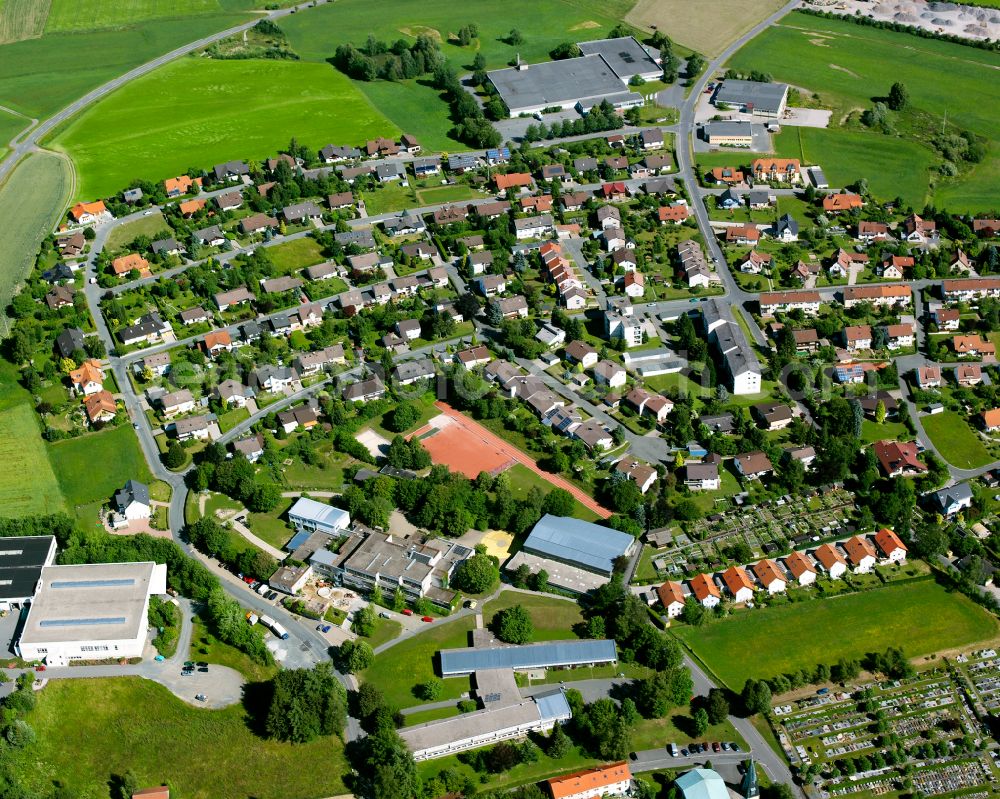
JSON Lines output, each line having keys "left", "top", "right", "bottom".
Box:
{"left": 198, "top": 667, "right": 209, "bottom": 673}
{"left": 402, "top": 609, "right": 413, "bottom": 616}
{"left": 316, "top": 624, "right": 332, "bottom": 633}
{"left": 731, "top": 743, "right": 741, "bottom": 752}
{"left": 680, "top": 748, "right": 689, "bottom": 757}
{"left": 181, "top": 670, "right": 192, "bottom": 677}
{"left": 421, "top": 616, "right": 434, "bottom": 623}
{"left": 195, "top": 693, "right": 207, "bottom": 702}
{"left": 196, "top": 661, "right": 208, "bottom": 667}
{"left": 712, "top": 742, "right": 721, "bottom": 753}
{"left": 379, "top": 611, "right": 391, "bottom": 618}
{"left": 722, "top": 742, "right": 730, "bottom": 751}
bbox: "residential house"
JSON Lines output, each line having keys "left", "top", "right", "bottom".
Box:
{"left": 932, "top": 482, "right": 974, "bottom": 517}
{"left": 931, "top": 306, "right": 960, "bottom": 331}
{"left": 215, "top": 191, "right": 242, "bottom": 211}
{"left": 917, "top": 365, "right": 942, "bottom": 388}
{"left": 573, "top": 419, "right": 613, "bottom": 451}
{"left": 980, "top": 408, "right": 1000, "bottom": 433}
{"left": 212, "top": 160, "right": 249, "bottom": 182}
{"left": 842, "top": 285, "right": 911, "bottom": 309}
{"left": 179, "top": 306, "right": 210, "bottom": 326}
{"left": 953, "top": 334, "right": 996, "bottom": 358}
{"left": 592, "top": 359, "right": 626, "bottom": 388}
{"left": 250, "top": 365, "right": 297, "bottom": 393}
{"left": 879, "top": 255, "right": 913, "bottom": 279}
{"left": 159, "top": 389, "right": 195, "bottom": 417}
{"left": 118, "top": 312, "right": 172, "bottom": 346}
{"left": 735, "top": 451, "right": 773, "bottom": 480}
{"left": 784, "top": 551, "right": 817, "bottom": 586}
{"left": 751, "top": 158, "right": 801, "bottom": 184}
{"left": 657, "top": 203, "right": 689, "bottom": 225}
{"left": 493, "top": 295, "right": 529, "bottom": 319}
{"left": 689, "top": 573, "right": 721, "bottom": 608}
{"left": 283, "top": 201, "right": 323, "bottom": 225}
{"left": 823, "top": 192, "right": 863, "bottom": 213}
{"left": 709, "top": 167, "right": 745, "bottom": 185}
{"left": 843, "top": 535, "right": 877, "bottom": 573}
{"left": 758, "top": 290, "right": 821, "bottom": 317}
{"left": 874, "top": 439, "right": 926, "bottom": 477}
{"left": 772, "top": 214, "right": 799, "bottom": 242}
{"left": 750, "top": 402, "right": 793, "bottom": 431}
{"left": 193, "top": 225, "right": 225, "bottom": 247}
{"left": 214, "top": 286, "right": 254, "bottom": 311}
{"left": 722, "top": 566, "right": 755, "bottom": 604}
{"left": 232, "top": 434, "right": 265, "bottom": 463}
{"left": 392, "top": 358, "right": 435, "bottom": 386}
{"left": 164, "top": 175, "right": 201, "bottom": 196}
{"left": 111, "top": 253, "right": 149, "bottom": 276}
{"left": 792, "top": 328, "right": 820, "bottom": 354}
{"left": 69, "top": 359, "right": 104, "bottom": 395}
{"left": 657, "top": 581, "right": 686, "bottom": 618}
{"left": 942, "top": 278, "right": 1000, "bottom": 303}
{"left": 740, "top": 250, "right": 772, "bottom": 274}
{"left": 623, "top": 270, "right": 645, "bottom": 298}
{"left": 494, "top": 172, "right": 533, "bottom": 191}
{"left": 857, "top": 220, "right": 889, "bottom": 243}
{"left": 474, "top": 275, "right": 507, "bottom": 297}
{"left": 83, "top": 391, "right": 117, "bottom": 424}
{"left": 685, "top": 462, "right": 720, "bottom": 491}
{"left": 843, "top": 324, "right": 872, "bottom": 352}
{"left": 814, "top": 543, "right": 847, "bottom": 579}
{"left": 874, "top": 528, "right": 908, "bottom": 564}
{"left": 726, "top": 225, "right": 760, "bottom": 246}
{"left": 956, "top": 363, "right": 983, "bottom": 386}
{"left": 173, "top": 415, "right": 214, "bottom": 442}
{"left": 456, "top": 345, "right": 491, "bottom": 370}
{"left": 214, "top": 379, "right": 254, "bottom": 409}
{"left": 514, "top": 214, "right": 554, "bottom": 241}
{"left": 114, "top": 480, "right": 151, "bottom": 520}
{"left": 343, "top": 378, "right": 385, "bottom": 403}
{"left": 69, "top": 201, "right": 111, "bottom": 225}
{"left": 753, "top": 559, "right": 786, "bottom": 594}
{"left": 240, "top": 213, "right": 278, "bottom": 235}
{"left": 615, "top": 459, "right": 657, "bottom": 494}
{"left": 201, "top": 329, "right": 233, "bottom": 357}
{"left": 45, "top": 285, "right": 74, "bottom": 310}
{"left": 902, "top": 213, "right": 937, "bottom": 244}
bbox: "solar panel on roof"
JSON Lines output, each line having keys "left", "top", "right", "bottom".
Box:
{"left": 50, "top": 578, "right": 135, "bottom": 589}
{"left": 39, "top": 617, "right": 127, "bottom": 627}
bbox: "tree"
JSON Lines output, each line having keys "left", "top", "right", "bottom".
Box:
{"left": 541, "top": 488, "right": 575, "bottom": 517}
{"left": 547, "top": 722, "right": 572, "bottom": 758}
{"left": 356, "top": 728, "right": 420, "bottom": 799}
{"left": 875, "top": 400, "right": 887, "bottom": 424}
{"left": 491, "top": 604, "right": 533, "bottom": 644}
{"left": 165, "top": 441, "right": 186, "bottom": 469}
{"left": 692, "top": 707, "right": 710, "bottom": 736}
{"left": 888, "top": 81, "right": 909, "bottom": 111}
{"left": 417, "top": 677, "right": 444, "bottom": 700}
{"left": 507, "top": 28, "right": 524, "bottom": 46}
{"left": 352, "top": 604, "right": 378, "bottom": 637}
{"left": 742, "top": 679, "right": 772, "bottom": 716}
{"left": 113, "top": 770, "right": 140, "bottom": 799}
{"left": 451, "top": 552, "right": 500, "bottom": 593}
{"left": 337, "top": 639, "right": 374, "bottom": 673}
{"left": 386, "top": 402, "right": 421, "bottom": 432}
{"left": 706, "top": 687, "right": 730, "bottom": 724}
{"left": 265, "top": 663, "right": 347, "bottom": 742}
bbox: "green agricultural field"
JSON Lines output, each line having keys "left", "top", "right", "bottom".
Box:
{"left": 266, "top": 236, "right": 326, "bottom": 274}
{"left": 0, "top": 13, "right": 255, "bottom": 121}
{"left": 921, "top": 410, "right": 993, "bottom": 470}
{"left": 0, "top": 0, "right": 50, "bottom": 44}
{"left": 676, "top": 580, "right": 999, "bottom": 688}
{"left": 4, "top": 678, "right": 347, "bottom": 799}
{"left": 103, "top": 211, "right": 172, "bottom": 252}
{"left": 0, "top": 403, "right": 66, "bottom": 517}
{"left": 352, "top": 78, "right": 458, "bottom": 154}
{"left": 483, "top": 590, "right": 584, "bottom": 641}
{"left": 45, "top": 0, "right": 222, "bottom": 32}
{"left": 626, "top": 0, "right": 788, "bottom": 56}
{"left": 0, "top": 152, "right": 73, "bottom": 333}
{"left": 53, "top": 58, "right": 399, "bottom": 201}
{"left": 49, "top": 424, "right": 153, "bottom": 511}
{"left": 727, "top": 12, "right": 1000, "bottom": 209}
{"left": 362, "top": 616, "right": 477, "bottom": 709}
{"left": 0, "top": 107, "right": 30, "bottom": 155}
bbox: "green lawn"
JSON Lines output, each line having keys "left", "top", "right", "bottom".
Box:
{"left": 281, "top": 453, "right": 349, "bottom": 492}
{"left": 861, "top": 418, "right": 908, "bottom": 445}
{"left": 728, "top": 12, "right": 1000, "bottom": 209}
{"left": 247, "top": 496, "right": 294, "bottom": 550}
{"left": 362, "top": 616, "right": 477, "bottom": 709}
{"left": 505, "top": 463, "right": 601, "bottom": 522}
{"left": 216, "top": 406, "right": 250, "bottom": 433}
{"left": 104, "top": 212, "right": 172, "bottom": 252}
{"left": 0, "top": 402, "right": 66, "bottom": 517}
{"left": 0, "top": 151, "right": 73, "bottom": 329}
{"left": 921, "top": 410, "right": 993, "bottom": 469}
{"left": 266, "top": 236, "right": 326, "bottom": 274}
{"left": 189, "top": 616, "right": 277, "bottom": 683}
{"left": 482, "top": 590, "right": 584, "bottom": 641}
{"left": 0, "top": 106, "right": 29, "bottom": 153}
{"left": 48, "top": 424, "right": 153, "bottom": 510}
{"left": 54, "top": 58, "right": 400, "bottom": 201}
{"left": 4, "top": 678, "right": 347, "bottom": 799}
{"left": 361, "top": 617, "right": 404, "bottom": 649}
{"left": 676, "top": 580, "right": 999, "bottom": 687}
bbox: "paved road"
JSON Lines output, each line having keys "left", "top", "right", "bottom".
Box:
{"left": 0, "top": 0, "right": 330, "bottom": 185}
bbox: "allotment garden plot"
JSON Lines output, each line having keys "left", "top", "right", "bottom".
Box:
{"left": 647, "top": 488, "right": 856, "bottom": 580}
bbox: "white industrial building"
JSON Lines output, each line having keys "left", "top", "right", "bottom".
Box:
{"left": 16, "top": 561, "right": 167, "bottom": 665}
{"left": 287, "top": 497, "right": 351, "bottom": 535}
{"left": 0, "top": 535, "right": 56, "bottom": 611}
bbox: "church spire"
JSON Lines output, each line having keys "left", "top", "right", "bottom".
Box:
{"left": 740, "top": 758, "right": 759, "bottom": 799}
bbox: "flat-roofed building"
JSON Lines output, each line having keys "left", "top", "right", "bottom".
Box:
{"left": 519, "top": 514, "right": 635, "bottom": 577}
{"left": 288, "top": 497, "right": 350, "bottom": 535}
{"left": 701, "top": 122, "right": 754, "bottom": 147}
{"left": 0, "top": 536, "right": 57, "bottom": 610}
{"left": 713, "top": 79, "right": 789, "bottom": 117}
{"left": 16, "top": 561, "right": 167, "bottom": 665}
{"left": 439, "top": 639, "right": 618, "bottom": 677}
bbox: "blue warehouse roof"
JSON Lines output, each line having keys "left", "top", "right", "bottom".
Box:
{"left": 522, "top": 514, "right": 635, "bottom": 574}
{"left": 439, "top": 639, "right": 618, "bottom": 676}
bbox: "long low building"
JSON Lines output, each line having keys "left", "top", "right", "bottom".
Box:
{"left": 439, "top": 639, "right": 618, "bottom": 677}
{"left": 399, "top": 686, "right": 571, "bottom": 761}
{"left": 521, "top": 514, "right": 636, "bottom": 575}
{"left": 712, "top": 79, "right": 789, "bottom": 118}
{"left": 16, "top": 561, "right": 167, "bottom": 665}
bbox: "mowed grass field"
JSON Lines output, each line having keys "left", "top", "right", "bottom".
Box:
{"left": 0, "top": 403, "right": 66, "bottom": 517}
{"left": 49, "top": 423, "right": 153, "bottom": 510}
{"left": 53, "top": 58, "right": 400, "bottom": 201}
{"left": 626, "top": 0, "right": 788, "bottom": 56}
{"left": 483, "top": 590, "right": 584, "bottom": 641}
{"left": 0, "top": 152, "right": 73, "bottom": 331}
{"left": 921, "top": 411, "right": 994, "bottom": 470}
{"left": 727, "top": 12, "right": 1000, "bottom": 210}
{"left": 362, "top": 616, "right": 477, "bottom": 709}
{"left": 45, "top": 0, "right": 224, "bottom": 32}
{"left": 676, "top": 580, "right": 999, "bottom": 688}
{"left": 4, "top": 678, "right": 348, "bottom": 799}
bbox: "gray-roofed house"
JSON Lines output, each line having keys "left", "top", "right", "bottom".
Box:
{"left": 214, "top": 285, "right": 255, "bottom": 311}
{"left": 343, "top": 378, "right": 385, "bottom": 402}
{"left": 932, "top": 482, "right": 974, "bottom": 517}
{"left": 250, "top": 365, "right": 297, "bottom": 393}
{"left": 335, "top": 229, "right": 376, "bottom": 250}
{"left": 392, "top": 357, "right": 435, "bottom": 386}
{"left": 232, "top": 434, "right": 264, "bottom": 463}
{"left": 193, "top": 225, "right": 226, "bottom": 247}
{"left": 213, "top": 160, "right": 250, "bottom": 181}
{"left": 56, "top": 327, "right": 86, "bottom": 359}
{"left": 151, "top": 237, "right": 182, "bottom": 257}
{"left": 283, "top": 201, "right": 324, "bottom": 224}
{"left": 113, "top": 480, "right": 150, "bottom": 520}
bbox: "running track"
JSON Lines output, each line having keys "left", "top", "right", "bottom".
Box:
{"left": 434, "top": 402, "right": 612, "bottom": 518}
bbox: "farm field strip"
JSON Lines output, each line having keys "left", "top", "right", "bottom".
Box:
{"left": 626, "top": 0, "right": 789, "bottom": 56}
{"left": 0, "top": 403, "right": 66, "bottom": 517}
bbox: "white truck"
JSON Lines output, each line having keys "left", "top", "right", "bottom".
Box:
{"left": 259, "top": 614, "right": 289, "bottom": 640}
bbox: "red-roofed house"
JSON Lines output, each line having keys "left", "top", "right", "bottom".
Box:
{"left": 722, "top": 566, "right": 755, "bottom": 604}
{"left": 843, "top": 535, "right": 877, "bottom": 573}
{"left": 874, "top": 439, "right": 926, "bottom": 478}
{"left": 689, "top": 573, "right": 720, "bottom": 607}
{"left": 752, "top": 559, "right": 787, "bottom": 594}
{"left": 657, "top": 581, "right": 686, "bottom": 618}
{"left": 784, "top": 551, "right": 817, "bottom": 586}
{"left": 814, "top": 543, "right": 847, "bottom": 579}
{"left": 874, "top": 528, "right": 907, "bottom": 564}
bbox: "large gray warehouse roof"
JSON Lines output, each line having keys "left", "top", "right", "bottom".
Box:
{"left": 714, "top": 80, "right": 789, "bottom": 114}
{"left": 523, "top": 513, "right": 635, "bottom": 574}
{"left": 439, "top": 639, "right": 618, "bottom": 676}
{"left": 577, "top": 37, "right": 660, "bottom": 80}
{"left": 0, "top": 536, "right": 55, "bottom": 601}
{"left": 488, "top": 54, "right": 627, "bottom": 113}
